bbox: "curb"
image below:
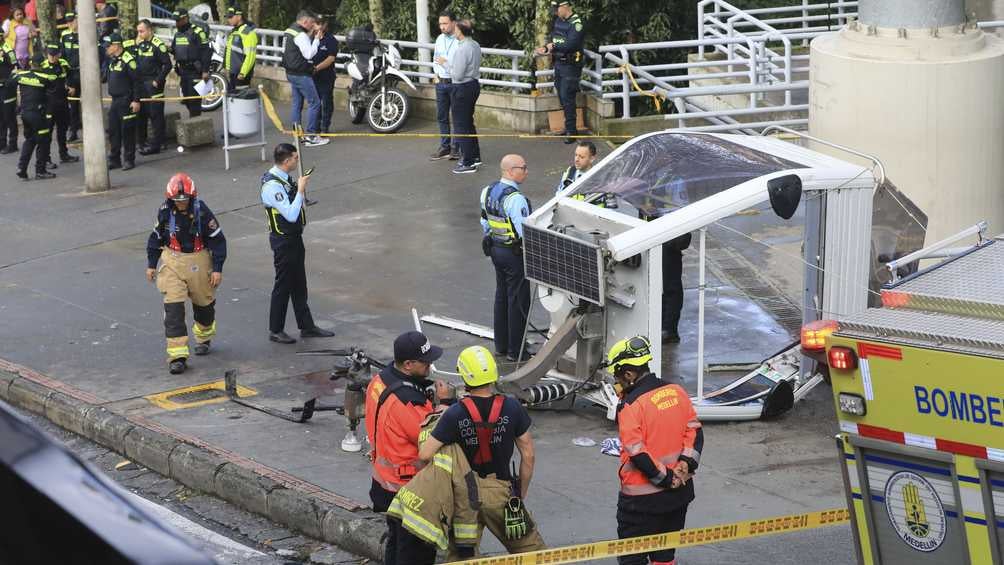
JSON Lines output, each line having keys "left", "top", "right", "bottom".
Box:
{"left": 0, "top": 363, "right": 385, "bottom": 562}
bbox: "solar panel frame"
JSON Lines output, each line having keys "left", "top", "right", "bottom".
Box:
{"left": 523, "top": 225, "right": 605, "bottom": 306}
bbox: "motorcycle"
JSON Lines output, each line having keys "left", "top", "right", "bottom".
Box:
{"left": 346, "top": 42, "right": 416, "bottom": 133}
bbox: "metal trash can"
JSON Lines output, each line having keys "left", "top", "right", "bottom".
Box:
{"left": 226, "top": 88, "right": 260, "bottom": 137}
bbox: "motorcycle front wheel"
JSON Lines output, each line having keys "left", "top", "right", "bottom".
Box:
{"left": 199, "top": 71, "right": 228, "bottom": 112}
{"left": 366, "top": 86, "right": 410, "bottom": 133}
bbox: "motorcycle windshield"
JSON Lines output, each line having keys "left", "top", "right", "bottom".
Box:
{"left": 568, "top": 133, "right": 801, "bottom": 218}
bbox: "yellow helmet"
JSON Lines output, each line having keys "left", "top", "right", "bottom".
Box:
{"left": 457, "top": 346, "right": 499, "bottom": 387}
{"left": 605, "top": 336, "right": 653, "bottom": 373}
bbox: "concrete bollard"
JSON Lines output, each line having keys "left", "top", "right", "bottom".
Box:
{"left": 176, "top": 116, "right": 216, "bottom": 147}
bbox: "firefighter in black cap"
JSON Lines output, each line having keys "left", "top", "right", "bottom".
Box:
{"left": 40, "top": 42, "right": 79, "bottom": 167}
{"left": 15, "top": 54, "right": 57, "bottom": 180}
{"left": 102, "top": 32, "right": 140, "bottom": 170}
{"left": 536, "top": 1, "right": 585, "bottom": 144}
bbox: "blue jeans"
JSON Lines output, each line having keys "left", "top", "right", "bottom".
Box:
{"left": 288, "top": 73, "right": 321, "bottom": 134}
{"left": 435, "top": 81, "right": 455, "bottom": 150}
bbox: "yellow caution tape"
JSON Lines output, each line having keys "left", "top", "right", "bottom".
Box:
{"left": 619, "top": 64, "right": 665, "bottom": 113}
{"left": 446, "top": 507, "right": 850, "bottom": 565}
{"left": 67, "top": 94, "right": 218, "bottom": 103}
{"left": 257, "top": 89, "right": 634, "bottom": 140}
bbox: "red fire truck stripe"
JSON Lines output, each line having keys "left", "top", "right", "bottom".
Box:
{"left": 856, "top": 343, "right": 903, "bottom": 360}
{"left": 856, "top": 423, "right": 905, "bottom": 444}
{"left": 935, "top": 438, "right": 988, "bottom": 459}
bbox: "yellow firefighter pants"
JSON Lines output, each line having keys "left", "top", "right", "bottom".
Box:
{"left": 446, "top": 476, "right": 546, "bottom": 560}
{"left": 156, "top": 249, "right": 217, "bottom": 361}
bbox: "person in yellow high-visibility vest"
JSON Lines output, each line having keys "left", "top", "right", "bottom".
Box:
{"left": 224, "top": 5, "right": 258, "bottom": 91}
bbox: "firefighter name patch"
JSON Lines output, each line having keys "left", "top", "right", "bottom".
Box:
{"left": 884, "top": 471, "right": 946, "bottom": 552}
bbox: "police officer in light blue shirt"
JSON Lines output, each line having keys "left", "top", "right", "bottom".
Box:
{"left": 260, "top": 143, "right": 335, "bottom": 344}
{"left": 479, "top": 154, "right": 534, "bottom": 362}
{"left": 430, "top": 9, "right": 459, "bottom": 161}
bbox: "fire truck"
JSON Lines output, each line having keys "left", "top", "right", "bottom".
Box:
{"left": 820, "top": 224, "right": 1004, "bottom": 564}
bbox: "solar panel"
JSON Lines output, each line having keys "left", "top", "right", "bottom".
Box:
{"left": 523, "top": 225, "right": 605, "bottom": 305}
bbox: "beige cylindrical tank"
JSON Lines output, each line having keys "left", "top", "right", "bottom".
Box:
{"left": 809, "top": 2, "right": 1004, "bottom": 244}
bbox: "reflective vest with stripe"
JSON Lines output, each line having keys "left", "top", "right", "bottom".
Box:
{"left": 16, "top": 70, "right": 53, "bottom": 110}
{"left": 365, "top": 371, "right": 433, "bottom": 493}
{"left": 481, "top": 182, "right": 531, "bottom": 247}
{"left": 617, "top": 377, "right": 702, "bottom": 496}
{"left": 282, "top": 23, "right": 313, "bottom": 76}
{"left": 225, "top": 22, "right": 257, "bottom": 76}
{"left": 262, "top": 172, "right": 306, "bottom": 236}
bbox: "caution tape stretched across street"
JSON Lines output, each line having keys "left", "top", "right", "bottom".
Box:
{"left": 445, "top": 507, "right": 850, "bottom": 565}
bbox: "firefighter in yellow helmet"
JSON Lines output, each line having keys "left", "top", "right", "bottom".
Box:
{"left": 418, "top": 346, "right": 546, "bottom": 559}
{"left": 606, "top": 336, "right": 702, "bottom": 565}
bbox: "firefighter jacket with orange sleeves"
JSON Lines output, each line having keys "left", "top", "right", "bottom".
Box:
{"left": 366, "top": 365, "right": 435, "bottom": 501}
{"left": 616, "top": 373, "right": 703, "bottom": 513}
{"left": 386, "top": 411, "right": 481, "bottom": 551}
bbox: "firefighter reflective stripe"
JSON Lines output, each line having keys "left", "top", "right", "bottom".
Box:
{"left": 193, "top": 321, "right": 216, "bottom": 339}
{"left": 453, "top": 522, "right": 480, "bottom": 540}
{"left": 166, "top": 345, "right": 190, "bottom": 358}
{"left": 387, "top": 495, "right": 450, "bottom": 549}
{"left": 434, "top": 453, "right": 453, "bottom": 473}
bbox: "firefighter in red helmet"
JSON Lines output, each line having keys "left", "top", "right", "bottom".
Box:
{"left": 146, "top": 173, "right": 227, "bottom": 374}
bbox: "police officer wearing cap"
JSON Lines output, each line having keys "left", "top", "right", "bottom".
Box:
{"left": 147, "top": 173, "right": 227, "bottom": 375}
{"left": 224, "top": 5, "right": 258, "bottom": 91}
{"left": 40, "top": 42, "right": 78, "bottom": 167}
{"left": 480, "top": 154, "right": 534, "bottom": 362}
{"left": 103, "top": 33, "right": 140, "bottom": 170}
{"left": 536, "top": 1, "right": 584, "bottom": 144}
{"left": 0, "top": 39, "right": 18, "bottom": 153}
{"left": 15, "top": 54, "right": 56, "bottom": 180}
{"left": 261, "top": 143, "right": 335, "bottom": 344}
{"left": 365, "top": 330, "right": 449, "bottom": 565}
{"left": 134, "top": 19, "right": 172, "bottom": 155}
{"left": 171, "top": 7, "right": 211, "bottom": 118}
{"left": 605, "top": 335, "right": 703, "bottom": 565}
{"left": 60, "top": 12, "right": 82, "bottom": 141}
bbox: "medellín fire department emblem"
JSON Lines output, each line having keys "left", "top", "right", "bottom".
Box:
{"left": 884, "top": 471, "right": 946, "bottom": 552}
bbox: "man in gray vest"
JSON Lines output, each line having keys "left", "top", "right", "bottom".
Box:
{"left": 282, "top": 10, "right": 328, "bottom": 147}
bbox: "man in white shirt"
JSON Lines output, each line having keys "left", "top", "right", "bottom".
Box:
{"left": 281, "top": 10, "right": 329, "bottom": 147}
{"left": 430, "top": 9, "right": 459, "bottom": 161}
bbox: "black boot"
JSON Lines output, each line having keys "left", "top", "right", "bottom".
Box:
{"left": 35, "top": 170, "right": 56, "bottom": 180}
{"left": 169, "top": 358, "right": 187, "bottom": 374}
{"left": 60, "top": 152, "right": 79, "bottom": 163}
{"left": 16, "top": 169, "right": 28, "bottom": 180}
{"left": 107, "top": 159, "right": 121, "bottom": 170}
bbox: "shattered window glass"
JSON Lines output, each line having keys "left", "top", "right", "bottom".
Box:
{"left": 570, "top": 133, "right": 802, "bottom": 217}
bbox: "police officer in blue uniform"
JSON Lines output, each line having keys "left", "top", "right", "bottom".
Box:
{"left": 135, "top": 19, "right": 173, "bottom": 155}
{"left": 480, "top": 154, "right": 534, "bottom": 362}
{"left": 171, "top": 8, "right": 211, "bottom": 118}
{"left": 60, "top": 12, "right": 82, "bottom": 142}
{"left": 102, "top": 33, "right": 141, "bottom": 170}
{"left": 15, "top": 55, "right": 57, "bottom": 180}
{"left": 536, "top": 1, "right": 584, "bottom": 144}
{"left": 0, "top": 41, "right": 19, "bottom": 153}
{"left": 260, "top": 143, "right": 336, "bottom": 344}
{"left": 40, "top": 43, "right": 79, "bottom": 167}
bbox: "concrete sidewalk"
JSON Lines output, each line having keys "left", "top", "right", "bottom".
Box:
{"left": 0, "top": 100, "right": 852, "bottom": 563}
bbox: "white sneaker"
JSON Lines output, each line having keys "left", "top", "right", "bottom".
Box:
{"left": 304, "top": 136, "right": 330, "bottom": 147}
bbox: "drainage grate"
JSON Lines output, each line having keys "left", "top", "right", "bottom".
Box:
{"left": 705, "top": 237, "right": 803, "bottom": 336}
{"left": 166, "top": 388, "right": 226, "bottom": 405}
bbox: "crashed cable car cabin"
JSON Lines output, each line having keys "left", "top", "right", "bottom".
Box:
{"left": 498, "top": 131, "right": 925, "bottom": 422}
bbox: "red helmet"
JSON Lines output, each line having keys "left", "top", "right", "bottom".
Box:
{"left": 165, "top": 173, "right": 197, "bottom": 201}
